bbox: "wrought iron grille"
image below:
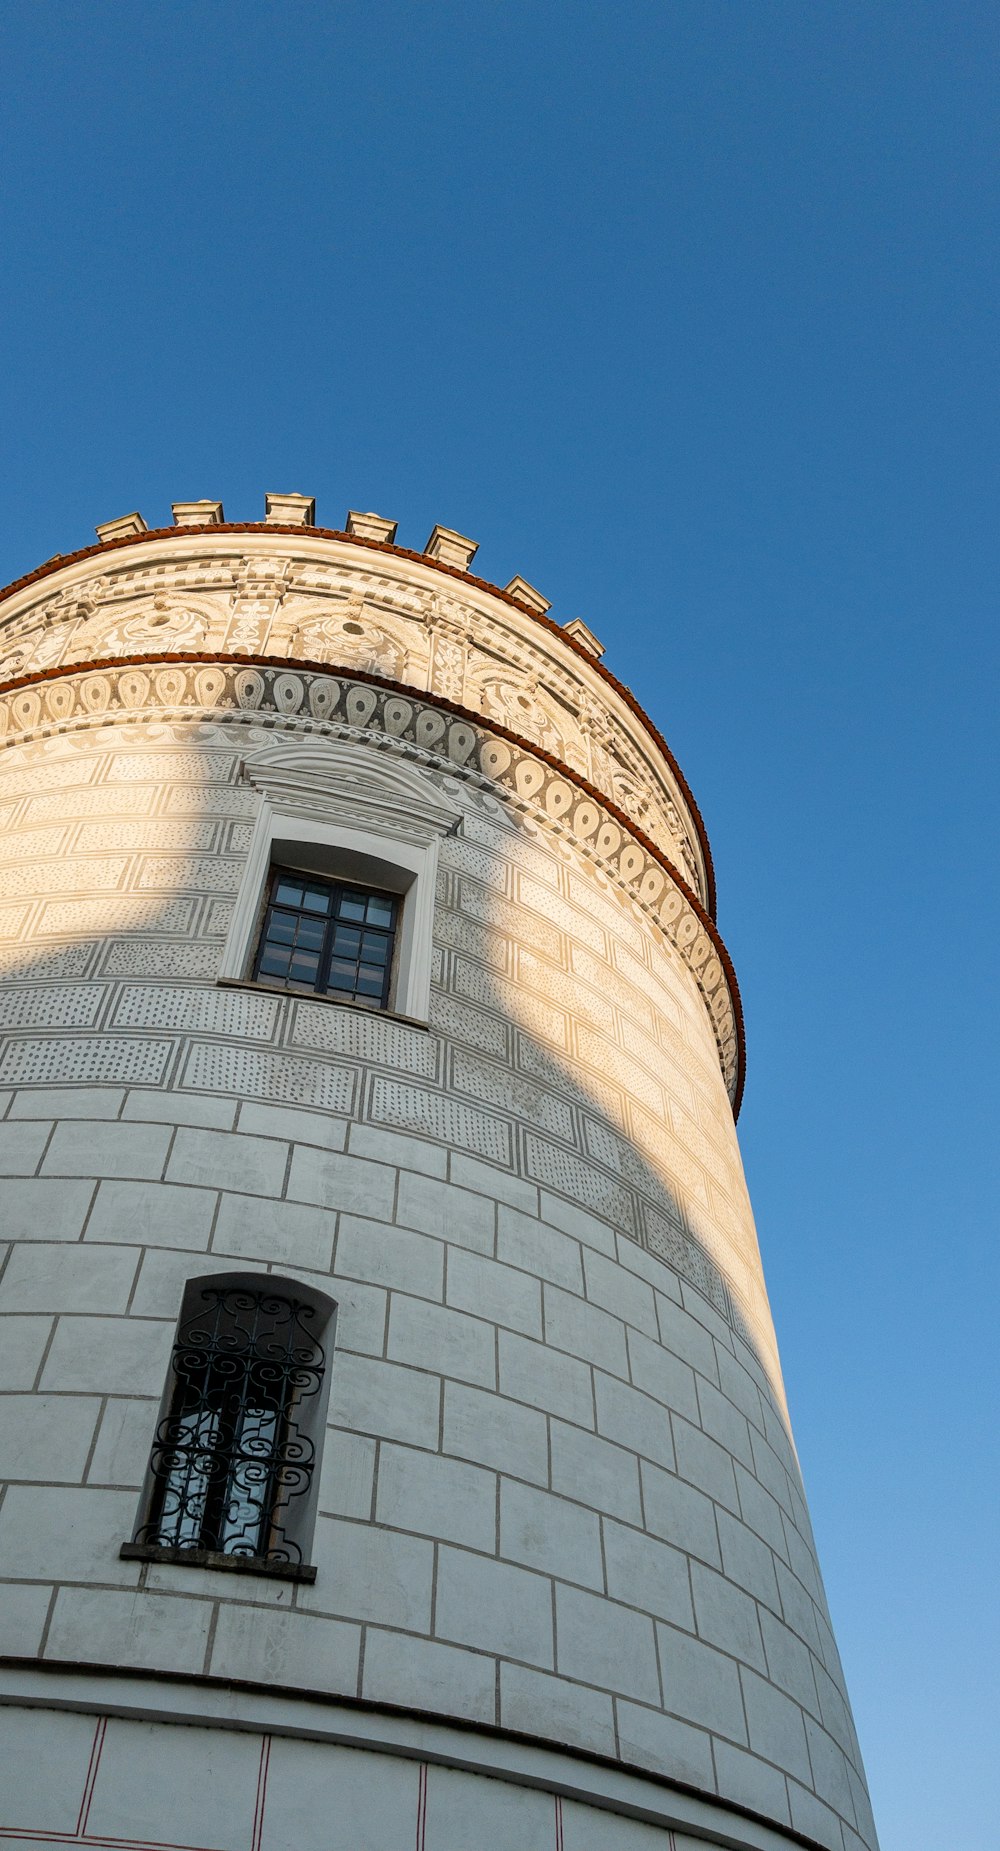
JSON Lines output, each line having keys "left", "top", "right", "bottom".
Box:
{"left": 253, "top": 867, "right": 398, "bottom": 1008}
{"left": 135, "top": 1284, "right": 325, "bottom": 1566}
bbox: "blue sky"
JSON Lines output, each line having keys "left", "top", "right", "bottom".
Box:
{"left": 1, "top": 4, "right": 997, "bottom": 1844}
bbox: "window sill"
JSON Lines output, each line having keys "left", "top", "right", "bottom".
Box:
{"left": 216, "top": 975, "right": 430, "bottom": 1031}
{"left": 120, "top": 1542, "right": 317, "bottom": 1584}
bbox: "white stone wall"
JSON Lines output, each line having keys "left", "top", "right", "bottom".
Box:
{"left": 0, "top": 715, "right": 877, "bottom": 1851}
{"left": 0, "top": 1699, "right": 829, "bottom": 1851}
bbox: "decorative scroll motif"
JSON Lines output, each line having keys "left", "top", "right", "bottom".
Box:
{"left": 0, "top": 620, "right": 77, "bottom": 685}
{"left": 0, "top": 659, "right": 741, "bottom": 1101}
{"left": 79, "top": 594, "right": 210, "bottom": 658}
{"left": 292, "top": 594, "right": 417, "bottom": 683}
{"left": 471, "top": 671, "right": 566, "bottom": 761}
{"left": 135, "top": 1283, "right": 324, "bottom": 1565}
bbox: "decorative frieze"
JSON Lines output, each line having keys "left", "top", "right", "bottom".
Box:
{"left": 0, "top": 660, "right": 741, "bottom": 1103}
{"left": 0, "top": 537, "right": 708, "bottom": 901}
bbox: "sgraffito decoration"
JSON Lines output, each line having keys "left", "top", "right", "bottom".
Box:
{"left": 0, "top": 657, "right": 742, "bottom": 1105}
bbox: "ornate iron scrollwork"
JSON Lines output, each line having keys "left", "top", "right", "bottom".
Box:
{"left": 136, "top": 1284, "right": 325, "bottom": 1566}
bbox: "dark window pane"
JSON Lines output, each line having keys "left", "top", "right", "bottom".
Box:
{"left": 301, "top": 887, "right": 331, "bottom": 915}
{"left": 267, "top": 912, "right": 297, "bottom": 944}
{"left": 257, "top": 870, "right": 397, "bottom": 1011}
{"left": 337, "top": 893, "right": 367, "bottom": 922}
{"left": 296, "top": 918, "right": 326, "bottom": 949}
{"left": 289, "top": 952, "right": 320, "bottom": 982}
{"left": 259, "top": 948, "right": 292, "bottom": 977}
{"left": 366, "top": 895, "right": 395, "bottom": 927}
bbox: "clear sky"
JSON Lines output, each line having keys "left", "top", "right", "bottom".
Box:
{"left": 2, "top": 5, "right": 997, "bottom": 1845}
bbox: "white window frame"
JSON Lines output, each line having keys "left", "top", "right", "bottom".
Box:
{"left": 219, "top": 737, "right": 462, "bottom": 1023}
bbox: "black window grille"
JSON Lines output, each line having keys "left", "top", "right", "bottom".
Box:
{"left": 133, "top": 1283, "right": 325, "bottom": 1567}
{"left": 253, "top": 867, "right": 398, "bottom": 1008}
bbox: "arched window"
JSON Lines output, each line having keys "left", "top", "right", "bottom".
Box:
{"left": 124, "top": 1274, "right": 334, "bottom": 1580}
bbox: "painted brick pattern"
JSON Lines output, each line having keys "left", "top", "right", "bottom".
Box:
{"left": 0, "top": 717, "right": 876, "bottom": 1851}
{"left": 4, "top": 1704, "right": 855, "bottom": 1851}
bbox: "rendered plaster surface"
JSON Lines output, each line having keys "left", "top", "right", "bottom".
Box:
{"left": 0, "top": 535, "right": 878, "bottom": 1851}
{"left": 0, "top": 1691, "right": 860, "bottom": 1851}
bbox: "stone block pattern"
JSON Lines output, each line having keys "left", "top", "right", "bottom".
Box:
{"left": 1, "top": 1705, "right": 855, "bottom": 1851}
{"left": 0, "top": 719, "right": 876, "bottom": 1851}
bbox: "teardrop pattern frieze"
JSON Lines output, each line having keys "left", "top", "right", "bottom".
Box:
{"left": 0, "top": 548, "right": 706, "bottom": 902}
{"left": 0, "top": 657, "right": 740, "bottom": 1103}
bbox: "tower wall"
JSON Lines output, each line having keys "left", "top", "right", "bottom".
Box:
{"left": 0, "top": 521, "right": 877, "bottom": 1851}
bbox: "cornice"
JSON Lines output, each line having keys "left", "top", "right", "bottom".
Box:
{"left": 0, "top": 650, "right": 746, "bottom": 1114}
{"left": 0, "top": 522, "right": 718, "bottom": 918}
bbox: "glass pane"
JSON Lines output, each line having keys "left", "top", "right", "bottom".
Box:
{"left": 296, "top": 918, "right": 326, "bottom": 949}
{"left": 301, "top": 886, "right": 331, "bottom": 915}
{"left": 357, "top": 966, "right": 384, "bottom": 994}
{"left": 338, "top": 892, "right": 368, "bottom": 922}
{"left": 366, "top": 895, "right": 395, "bottom": 927}
{"left": 259, "top": 948, "right": 291, "bottom": 978}
{"left": 360, "top": 932, "right": 389, "bottom": 963}
{"left": 274, "top": 879, "right": 304, "bottom": 907}
{"left": 267, "top": 911, "right": 297, "bottom": 944}
{"left": 332, "top": 926, "right": 361, "bottom": 957}
{"left": 327, "top": 960, "right": 356, "bottom": 989}
{"left": 289, "top": 952, "right": 320, "bottom": 983}
{"left": 219, "top": 1405, "right": 277, "bottom": 1554}
{"left": 157, "top": 1407, "right": 219, "bottom": 1549}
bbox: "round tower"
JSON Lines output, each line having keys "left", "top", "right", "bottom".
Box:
{"left": 0, "top": 498, "right": 877, "bottom": 1851}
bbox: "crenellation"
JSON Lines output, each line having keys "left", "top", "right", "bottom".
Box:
{"left": 264, "top": 492, "right": 316, "bottom": 526}
{"left": 95, "top": 513, "right": 147, "bottom": 543}
{"left": 424, "top": 525, "right": 479, "bottom": 572}
{"left": 504, "top": 574, "right": 551, "bottom": 616}
{"left": 171, "top": 501, "right": 224, "bottom": 527}
{"left": 345, "top": 510, "right": 398, "bottom": 544}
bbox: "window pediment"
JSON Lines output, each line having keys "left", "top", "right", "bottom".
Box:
{"left": 241, "top": 738, "right": 462, "bottom": 848}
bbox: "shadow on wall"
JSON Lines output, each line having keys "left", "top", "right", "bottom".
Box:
{"left": 439, "top": 787, "right": 789, "bottom": 1399}
{"left": 0, "top": 708, "right": 820, "bottom": 1608}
